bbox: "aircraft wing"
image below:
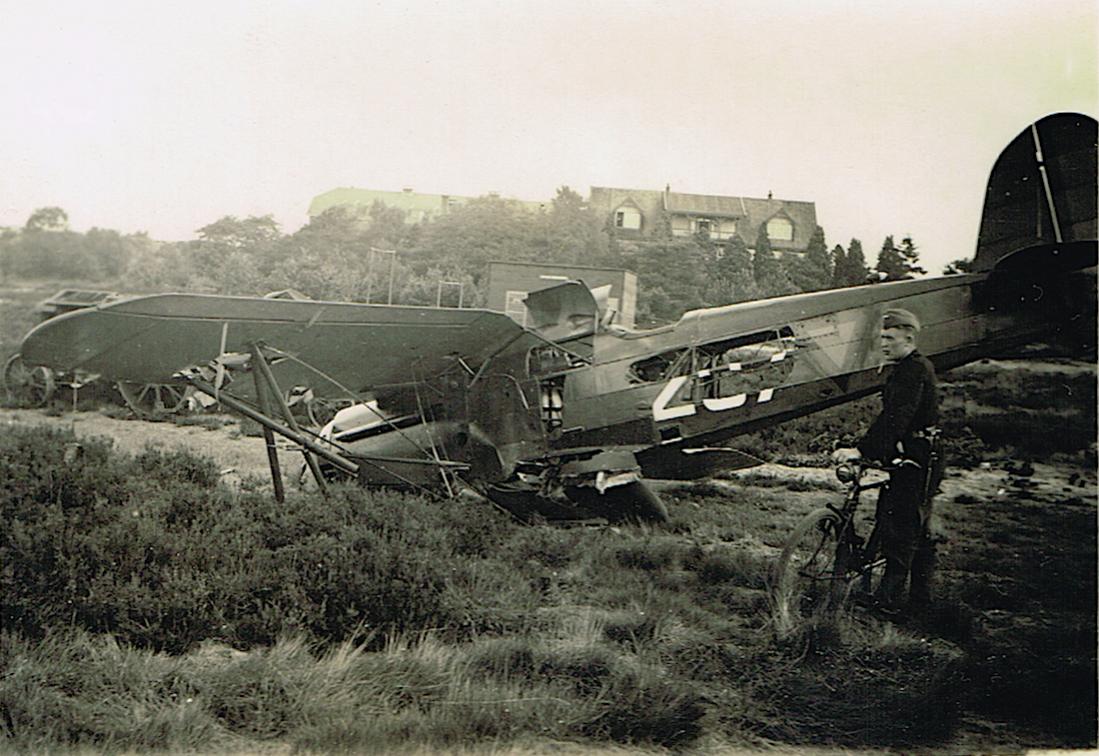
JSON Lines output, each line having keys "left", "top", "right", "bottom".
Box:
{"left": 18, "top": 293, "right": 532, "bottom": 397}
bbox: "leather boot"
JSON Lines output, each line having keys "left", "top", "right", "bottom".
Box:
{"left": 909, "top": 537, "right": 936, "bottom": 606}
{"left": 874, "top": 558, "right": 908, "bottom": 613}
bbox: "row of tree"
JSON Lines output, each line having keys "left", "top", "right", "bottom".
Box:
{"left": 1, "top": 194, "right": 935, "bottom": 326}
{"left": 0, "top": 208, "right": 156, "bottom": 280}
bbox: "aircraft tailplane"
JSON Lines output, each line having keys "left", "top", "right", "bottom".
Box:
{"left": 972, "top": 112, "right": 1096, "bottom": 274}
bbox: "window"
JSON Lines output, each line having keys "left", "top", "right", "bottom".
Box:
{"left": 767, "top": 217, "right": 794, "bottom": 241}
{"left": 614, "top": 206, "right": 642, "bottom": 230}
{"left": 504, "top": 290, "right": 528, "bottom": 325}
{"left": 695, "top": 218, "right": 713, "bottom": 235}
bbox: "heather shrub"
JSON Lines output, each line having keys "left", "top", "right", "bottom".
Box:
{"left": 1, "top": 425, "right": 524, "bottom": 652}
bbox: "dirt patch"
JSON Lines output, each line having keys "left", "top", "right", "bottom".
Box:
{"left": 0, "top": 408, "right": 297, "bottom": 491}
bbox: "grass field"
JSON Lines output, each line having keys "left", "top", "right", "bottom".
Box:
{"left": 1, "top": 279, "right": 1095, "bottom": 752}
{"left": 1, "top": 378, "right": 1095, "bottom": 753}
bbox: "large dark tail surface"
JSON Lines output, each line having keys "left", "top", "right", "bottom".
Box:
{"left": 973, "top": 112, "right": 1096, "bottom": 274}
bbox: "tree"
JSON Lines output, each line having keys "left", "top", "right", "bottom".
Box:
{"left": 898, "top": 235, "right": 926, "bottom": 276}
{"left": 875, "top": 234, "right": 925, "bottom": 280}
{"left": 196, "top": 215, "right": 281, "bottom": 249}
{"left": 409, "top": 195, "right": 544, "bottom": 290}
{"left": 943, "top": 258, "right": 974, "bottom": 275}
{"left": 708, "top": 234, "right": 760, "bottom": 304}
{"left": 784, "top": 225, "right": 832, "bottom": 292}
{"left": 752, "top": 226, "right": 794, "bottom": 297}
{"left": 544, "top": 186, "right": 609, "bottom": 265}
{"left": 843, "top": 238, "right": 869, "bottom": 285}
{"left": 830, "top": 244, "right": 848, "bottom": 288}
{"left": 875, "top": 235, "right": 903, "bottom": 279}
{"left": 626, "top": 238, "right": 712, "bottom": 325}
{"left": 365, "top": 201, "right": 411, "bottom": 249}
{"left": 84, "top": 228, "right": 135, "bottom": 279}
{"left": 25, "top": 207, "right": 69, "bottom": 232}
{"left": 181, "top": 215, "right": 287, "bottom": 294}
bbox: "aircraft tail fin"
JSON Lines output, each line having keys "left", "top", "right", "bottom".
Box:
{"left": 972, "top": 112, "right": 1097, "bottom": 274}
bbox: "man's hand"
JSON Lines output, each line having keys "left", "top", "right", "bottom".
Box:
{"left": 831, "top": 447, "right": 862, "bottom": 465}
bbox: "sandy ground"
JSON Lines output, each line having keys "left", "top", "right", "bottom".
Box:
{"left": 0, "top": 408, "right": 301, "bottom": 490}
{"left": 4, "top": 405, "right": 1093, "bottom": 500}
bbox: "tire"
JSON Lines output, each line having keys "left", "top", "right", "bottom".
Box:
{"left": 772, "top": 508, "right": 846, "bottom": 629}
{"left": 116, "top": 381, "right": 192, "bottom": 419}
{"left": 3, "top": 353, "right": 56, "bottom": 406}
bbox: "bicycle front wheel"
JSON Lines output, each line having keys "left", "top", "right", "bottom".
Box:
{"left": 773, "top": 508, "right": 847, "bottom": 626}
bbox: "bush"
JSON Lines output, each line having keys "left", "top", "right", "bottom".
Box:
{"left": 0, "top": 424, "right": 524, "bottom": 652}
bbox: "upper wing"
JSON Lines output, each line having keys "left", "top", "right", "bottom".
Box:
{"left": 19, "top": 293, "right": 532, "bottom": 397}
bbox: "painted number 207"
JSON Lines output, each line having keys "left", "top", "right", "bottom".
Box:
{"left": 651, "top": 352, "right": 786, "bottom": 422}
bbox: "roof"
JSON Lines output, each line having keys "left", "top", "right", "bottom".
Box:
{"left": 309, "top": 188, "right": 548, "bottom": 219}
{"left": 738, "top": 197, "right": 818, "bottom": 250}
{"left": 589, "top": 186, "right": 818, "bottom": 250}
{"left": 664, "top": 192, "right": 745, "bottom": 218}
{"left": 588, "top": 187, "right": 665, "bottom": 222}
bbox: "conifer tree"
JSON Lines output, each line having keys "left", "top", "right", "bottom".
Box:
{"left": 786, "top": 225, "right": 831, "bottom": 292}
{"left": 830, "top": 244, "right": 848, "bottom": 289}
{"left": 898, "top": 235, "right": 927, "bottom": 276}
{"left": 845, "top": 238, "right": 869, "bottom": 284}
{"left": 875, "top": 235, "right": 907, "bottom": 280}
{"left": 711, "top": 234, "right": 760, "bottom": 303}
{"left": 752, "top": 226, "right": 794, "bottom": 297}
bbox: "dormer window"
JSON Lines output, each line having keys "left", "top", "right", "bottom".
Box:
{"left": 767, "top": 217, "right": 794, "bottom": 241}
{"left": 615, "top": 206, "right": 642, "bottom": 230}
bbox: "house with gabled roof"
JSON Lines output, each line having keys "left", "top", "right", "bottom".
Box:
{"left": 589, "top": 185, "right": 818, "bottom": 255}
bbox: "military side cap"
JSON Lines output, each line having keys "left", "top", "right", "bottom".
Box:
{"left": 882, "top": 308, "right": 921, "bottom": 331}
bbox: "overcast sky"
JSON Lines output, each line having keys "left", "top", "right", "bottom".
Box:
{"left": 1, "top": 0, "right": 1095, "bottom": 274}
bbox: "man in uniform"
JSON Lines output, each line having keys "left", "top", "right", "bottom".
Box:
{"left": 833, "top": 308, "right": 944, "bottom": 613}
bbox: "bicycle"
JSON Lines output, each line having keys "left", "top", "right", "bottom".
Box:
{"left": 772, "top": 459, "right": 909, "bottom": 628}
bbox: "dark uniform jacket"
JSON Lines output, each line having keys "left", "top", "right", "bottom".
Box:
{"left": 857, "top": 350, "right": 939, "bottom": 463}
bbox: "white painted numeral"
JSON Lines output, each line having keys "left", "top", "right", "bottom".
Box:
{"left": 652, "top": 375, "right": 697, "bottom": 421}
{"left": 652, "top": 352, "right": 787, "bottom": 421}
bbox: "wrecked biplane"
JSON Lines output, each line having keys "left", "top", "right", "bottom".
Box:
{"left": 16, "top": 112, "right": 1097, "bottom": 522}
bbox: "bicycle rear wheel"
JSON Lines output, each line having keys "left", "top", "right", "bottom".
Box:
{"left": 773, "top": 508, "right": 847, "bottom": 628}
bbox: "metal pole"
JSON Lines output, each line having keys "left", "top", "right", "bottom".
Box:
{"left": 185, "top": 374, "right": 468, "bottom": 477}
{"left": 185, "top": 374, "right": 359, "bottom": 475}
{"left": 251, "top": 345, "right": 330, "bottom": 496}
{"left": 387, "top": 250, "right": 396, "bottom": 304}
{"left": 252, "top": 363, "right": 286, "bottom": 503}
{"left": 365, "top": 248, "right": 375, "bottom": 304}
{"left": 367, "top": 247, "right": 396, "bottom": 305}
{"left": 437, "top": 281, "right": 463, "bottom": 308}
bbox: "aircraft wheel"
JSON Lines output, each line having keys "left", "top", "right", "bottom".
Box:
{"left": 3, "top": 353, "right": 56, "bottom": 406}
{"left": 564, "top": 480, "right": 670, "bottom": 524}
{"left": 116, "top": 381, "right": 193, "bottom": 420}
{"left": 772, "top": 508, "right": 848, "bottom": 631}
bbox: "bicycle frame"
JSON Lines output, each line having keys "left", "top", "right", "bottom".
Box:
{"left": 825, "top": 464, "right": 891, "bottom": 590}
